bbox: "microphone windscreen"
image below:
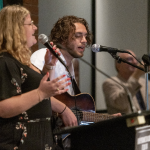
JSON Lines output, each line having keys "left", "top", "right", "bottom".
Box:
{"left": 38, "top": 34, "right": 48, "bottom": 44}
{"left": 91, "top": 44, "right": 100, "bottom": 52}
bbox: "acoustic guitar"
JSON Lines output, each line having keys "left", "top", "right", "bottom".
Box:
{"left": 53, "top": 92, "right": 119, "bottom": 148}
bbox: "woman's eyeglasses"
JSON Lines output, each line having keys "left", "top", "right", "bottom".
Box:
{"left": 24, "top": 20, "right": 34, "bottom": 27}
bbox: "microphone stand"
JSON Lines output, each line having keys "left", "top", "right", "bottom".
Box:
{"left": 142, "top": 54, "right": 150, "bottom": 110}
{"left": 79, "top": 57, "right": 136, "bottom": 113}
{"left": 145, "top": 69, "right": 149, "bottom": 110}
{"left": 110, "top": 53, "right": 145, "bottom": 71}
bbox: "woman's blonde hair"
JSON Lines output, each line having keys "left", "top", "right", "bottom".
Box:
{"left": 0, "top": 5, "right": 31, "bottom": 66}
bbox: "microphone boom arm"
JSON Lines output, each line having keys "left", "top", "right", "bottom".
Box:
{"left": 79, "top": 57, "right": 136, "bottom": 113}
{"left": 110, "top": 53, "right": 145, "bottom": 71}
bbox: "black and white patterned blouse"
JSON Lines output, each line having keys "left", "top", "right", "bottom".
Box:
{"left": 0, "top": 52, "right": 53, "bottom": 150}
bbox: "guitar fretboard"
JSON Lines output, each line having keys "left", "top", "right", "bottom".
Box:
{"left": 82, "top": 111, "right": 115, "bottom": 122}
{"left": 72, "top": 110, "right": 115, "bottom": 123}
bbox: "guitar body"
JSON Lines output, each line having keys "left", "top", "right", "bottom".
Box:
{"left": 54, "top": 92, "right": 95, "bottom": 113}
{"left": 54, "top": 92, "right": 116, "bottom": 124}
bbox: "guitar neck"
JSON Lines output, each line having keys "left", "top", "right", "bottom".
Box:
{"left": 78, "top": 111, "right": 115, "bottom": 123}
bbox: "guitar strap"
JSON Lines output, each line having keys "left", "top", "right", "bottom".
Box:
{"left": 71, "top": 77, "right": 81, "bottom": 95}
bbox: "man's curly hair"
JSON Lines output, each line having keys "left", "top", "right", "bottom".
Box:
{"left": 50, "top": 15, "right": 92, "bottom": 47}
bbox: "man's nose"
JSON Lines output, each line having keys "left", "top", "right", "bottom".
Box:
{"left": 81, "top": 35, "right": 87, "bottom": 43}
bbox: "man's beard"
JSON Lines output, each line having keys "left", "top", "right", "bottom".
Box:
{"left": 65, "top": 45, "right": 84, "bottom": 58}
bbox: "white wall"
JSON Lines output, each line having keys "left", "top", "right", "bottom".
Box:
{"left": 95, "top": 0, "right": 148, "bottom": 110}
{"left": 38, "top": 0, "right": 92, "bottom": 94}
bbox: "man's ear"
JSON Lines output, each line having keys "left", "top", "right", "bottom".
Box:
{"left": 115, "top": 62, "right": 121, "bottom": 72}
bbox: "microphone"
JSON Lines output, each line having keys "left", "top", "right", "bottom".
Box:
{"left": 91, "top": 44, "right": 130, "bottom": 54}
{"left": 38, "top": 34, "right": 67, "bottom": 69}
